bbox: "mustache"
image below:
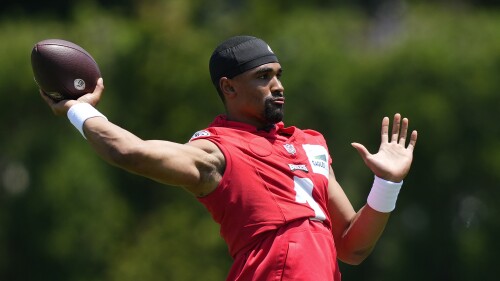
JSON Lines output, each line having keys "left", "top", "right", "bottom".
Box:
{"left": 268, "top": 92, "right": 284, "bottom": 102}
{"left": 271, "top": 91, "right": 284, "bottom": 97}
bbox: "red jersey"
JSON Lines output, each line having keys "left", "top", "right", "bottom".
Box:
{"left": 191, "top": 115, "right": 341, "bottom": 281}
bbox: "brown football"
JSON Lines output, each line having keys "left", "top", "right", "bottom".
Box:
{"left": 31, "top": 39, "right": 101, "bottom": 101}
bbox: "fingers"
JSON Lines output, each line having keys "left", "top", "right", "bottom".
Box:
{"left": 381, "top": 116, "right": 390, "bottom": 143}
{"left": 351, "top": 142, "right": 370, "bottom": 160}
{"left": 95, "top": 77, "right": 104, "bottom": 95}
{"left": 39, "top": 89, "right": 61, "bottom": 115}
{"left": 383, "top": 113, "right": 416, "bottom": 148}
{"left": 407, "top": 130, "right": 418, "bottom": 151}
{"left": 39, "top": 89, "right": 55, "bottom": 105}
{"left": 399, "top": 117, "right": 409, "bottom": 144}
{"left": 39, "top": 79, "right": 103, "bottom": 117}
{"left": 391, "top": 113, "right": 401, "bottom": 142}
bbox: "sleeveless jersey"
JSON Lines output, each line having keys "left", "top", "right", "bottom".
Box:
{"left": 190, "top": 115, "right": 340, "bottom": 280}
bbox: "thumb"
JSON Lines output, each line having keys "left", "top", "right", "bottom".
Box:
{"left": 78, "top": 77, "right": 104, "bottom": 106}
{"left": 351, "top": 142, "right": 371, "bottom": 160}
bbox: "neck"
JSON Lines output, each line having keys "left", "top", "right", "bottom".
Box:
{"left": 258, "top": 123, "right": 276, "bottom": 132}
{"left": 225, "top": 114, "right": 275, "bottom": 131}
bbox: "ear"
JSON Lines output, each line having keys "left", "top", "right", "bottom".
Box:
{"left": 220, "top": 77, "right": 236, "bottom": 98}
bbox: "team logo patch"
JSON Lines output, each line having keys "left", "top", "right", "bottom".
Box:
{"left": 190, "top": 130, "right": 211, "bottom": 140}
{"left": 288, "top": 164, "right": 309, "bottom": 173}
{"left": 283, "top": 144, "right": 296, "bottom": 155}
{"left": 302, "top": 144, "right": 329, "bottom": 178}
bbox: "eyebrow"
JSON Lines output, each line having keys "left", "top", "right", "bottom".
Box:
{"left": 254, "top": 66, "right": 283, "bottom": 75}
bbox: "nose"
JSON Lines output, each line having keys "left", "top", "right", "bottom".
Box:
{"left": 271, "top": 76, "right": 284, "bottom": 95}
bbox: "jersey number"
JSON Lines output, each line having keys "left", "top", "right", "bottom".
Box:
{"left": 293, "top": 176, "right": 326, "bottom": 221}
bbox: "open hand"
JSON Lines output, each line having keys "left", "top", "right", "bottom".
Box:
{"left": 351, "top": 113, "right": 417, "bottom": 182}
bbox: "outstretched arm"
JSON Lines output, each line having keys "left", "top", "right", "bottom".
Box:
{"left": 39, "top": 79, "right": 224, "bottom": 197}
{"left": 328, "top": 113, "right": 417, "bottom": 265}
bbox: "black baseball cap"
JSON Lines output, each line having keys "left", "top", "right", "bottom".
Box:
{"left": 209, "top": 36, "right": 279, "bottom": 86}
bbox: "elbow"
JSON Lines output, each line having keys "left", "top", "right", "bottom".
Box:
{"left": 340, "top": 255, "right": 367, "bottom": 266}
{"left": 337, "top": 247, "right": 373, "bottom": 266}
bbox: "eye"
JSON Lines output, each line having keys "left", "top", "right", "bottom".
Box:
{"left": 257, "top": 73, "right": 269, "bottom": 80}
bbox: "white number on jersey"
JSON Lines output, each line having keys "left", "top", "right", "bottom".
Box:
{"left": 294, "top": 176, "right": 327, "bottom": 221}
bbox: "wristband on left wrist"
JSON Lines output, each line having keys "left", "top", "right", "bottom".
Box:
{"left": 367, "top": 175, "right": 403, "bottom": 213}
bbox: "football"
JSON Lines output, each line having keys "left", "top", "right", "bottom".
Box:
{"left": 31, "top": 39, "right": 101, "bottom": 101}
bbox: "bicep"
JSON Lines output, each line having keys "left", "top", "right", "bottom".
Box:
{"left": 126, "top": 139, "right": 219, "bottom": 187}
{"left": 327, "top": 167, "right": 356, "bottom": 242}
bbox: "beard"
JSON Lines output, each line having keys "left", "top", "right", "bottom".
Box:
{"left": 263, "top": 96, "right": 285, "bottom": 125}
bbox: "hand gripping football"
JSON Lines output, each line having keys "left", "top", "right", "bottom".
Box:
{"left": 31, "top": 39, "right": 101, "bottom": 101}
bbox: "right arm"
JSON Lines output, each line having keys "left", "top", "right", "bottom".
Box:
{"left": 40, "top": 78, "right": 224, "bottom": 197}
{"left": 84, "top": 118, "right": 224, "bottom": 196}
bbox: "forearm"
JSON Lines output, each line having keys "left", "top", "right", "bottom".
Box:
{"left": 84, "top": 118, "right": 193, "bottom": 182}
{"left": 329, "top": 171, "right": 402, "bottom": 265}
{"left": 65, "top": 102, "right": 141, "bottom": 168}
{"left": 83, "top": 116, "right": 144, "bottom": 168}
{"left": 336, "top": 205, "right": 390, "bottom": 265}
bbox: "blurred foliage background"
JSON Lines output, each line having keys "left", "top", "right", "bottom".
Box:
{"left": 1, "top": 0, "right": 500, "bottom": 280}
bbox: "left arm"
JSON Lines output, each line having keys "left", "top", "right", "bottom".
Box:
{"left": 328, "top": 113, "right": 418, "bottom": 265}
{"left": 327, "top": 171, "right": 390, "bottom": 265}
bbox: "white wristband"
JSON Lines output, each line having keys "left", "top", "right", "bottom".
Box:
{"left": 367, "top": 175, "right": 403, "bottom": 213}
{"left": 67, "top": 103, "right": 107, "bottom": 139}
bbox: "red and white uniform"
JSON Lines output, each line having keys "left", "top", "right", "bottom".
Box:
{"left": 190, "top": 115, "right": 341, "bottom": 281}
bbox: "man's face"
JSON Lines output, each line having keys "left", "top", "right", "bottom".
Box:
{"left": 229, "top": 62, "right": 285, "bottom": 128}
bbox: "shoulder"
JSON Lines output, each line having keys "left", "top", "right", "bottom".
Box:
{"left": 301, "top": 128, "right": 324, "bottom": 137}
{"left": 187, "top": 130, "right": 226, "bottom": 176}
{"left": 184, "top": 139, "right": 226, "bottom": 197}
{"left": 295, "top": 127, "right": 329, "bottom": 146}
{"left": 187, "top": 138, "right": 222, "bottom": 156}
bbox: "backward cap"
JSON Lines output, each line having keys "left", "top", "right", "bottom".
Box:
{"left": 209, "top": 35, "right": 279, "bottom": 86}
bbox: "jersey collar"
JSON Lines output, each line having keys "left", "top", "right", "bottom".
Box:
{"left": 210, "top": 115, "right": 295, "bottom": 139}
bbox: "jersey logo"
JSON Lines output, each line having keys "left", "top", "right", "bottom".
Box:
{"left": 190, "top": 130, "right": 211, "bottom": 140}
{"left": 283, "top": 144, "right": 296, "bottom": 155}
{"left": 288, "top": 164, "right": 309, "bottom": 173}
{"left": 302, "top": 144, "right": 329, "bottom": 178}
{"left": 313, "top": 154, "right": 327, "bottom": 162}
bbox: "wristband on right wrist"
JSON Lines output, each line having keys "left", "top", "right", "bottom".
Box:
{"left": 67, "top": 103, "right": 107, "bottom": 139}
{"left": 367, "top": 175, "right": 403, "bottom": 213}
